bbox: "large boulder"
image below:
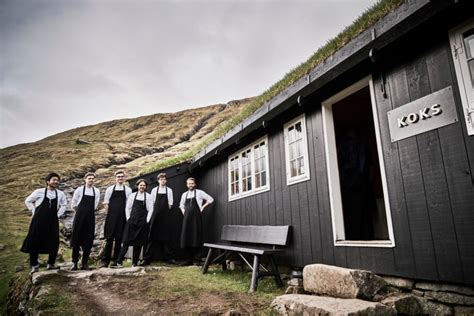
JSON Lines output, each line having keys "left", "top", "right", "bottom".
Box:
{"left": 272, "top": 294, "right": 396, "bottom": 315}
{"left": 303, "top": 264, "right": 386, "bottom": 300}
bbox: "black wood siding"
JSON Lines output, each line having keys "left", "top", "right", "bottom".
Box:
{"left": 197, "top": 37, "right": 474, "bottom": 285}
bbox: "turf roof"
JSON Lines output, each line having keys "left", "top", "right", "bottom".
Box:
{"left": 139, "top": 0, "right": 405, "bottom": 175}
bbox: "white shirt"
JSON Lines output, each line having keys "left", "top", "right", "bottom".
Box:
{"left": 103, "top": 184, "right": 132, "bottom": 205}
{"left": 179, "top": 189, "right": 214, "bottom": 211}
{"left": 25, "top": 188, "right": 68, "bottom": 218}
{"left": 150, "top": 186, "right": 174, "bottom": 209}
{"left": 125, "top": 192, "right": 154, "bottom": 223}
{"left": 71, "top": 185, "right": 100, "bottom": 210}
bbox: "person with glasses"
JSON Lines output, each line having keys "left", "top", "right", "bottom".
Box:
{"left": 99, "top": 170, "right": 132, "bottom": 268}
{"left": 21, "top": 173, "right": 67, "bottom": 275}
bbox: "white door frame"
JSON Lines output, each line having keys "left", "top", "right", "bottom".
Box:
{"left": 321, "top": 75, "right": 395, "bottom": 247}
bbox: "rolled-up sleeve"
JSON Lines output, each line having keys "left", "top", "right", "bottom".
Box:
{"left": 125, "top": 193, "right": 135, "bottom": 220}
{"left": 57, "top": 191, "right": 67, "bottom": 218}
{"left": 103, "top": 186, "right": 113, "bottom": 205}
{"left": 25, "top": 189, "right": 41, "bottom": 215}
{"left": 146, "top": 193, "right": 154, "bottom": 223}
{"left": 179, "top": 193, "right": 186, "bottom": 209}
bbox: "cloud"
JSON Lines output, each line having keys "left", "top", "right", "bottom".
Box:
{"left": 0, "top": 0, "right": 377, "bottom": 148}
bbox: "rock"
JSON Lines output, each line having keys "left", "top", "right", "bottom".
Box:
{"left": 382, "top": 276, "right": 414, "bottom": 290}
{"left": 455, "top": 306, "right": 474, "bottom": 315}
{"left": 31, "top": 270, "right": 60, "bottom": 285}
{"left": 271, "top": 294, "right": 396, "bottom": 315}
{"left": 416, "top": 282, "right": 474, "bottom": 296}
{"left": 287, "top": 278, "right": 303, "bottom": 287}
{"left": 34, "top": 287, "right": 50, "bottom": 299}
{"left": 15, "top": 265, "right": 24, "bottom": 272}
{"left": 416, "top": 297, "right": 453, "bottom": 314}
{"left": 303, "top": 264, "right": 386, "bottom": 300}
{"left": 285, "top": 285, "right": 306, "bottom": 295}
{"left": 412, "top": 289, "right": 424, "bottom": 297}
{"left": 381, "top": 294, "right": 421, "bottom": 314}
{"left": 425, "top": 290, "right": 474, "bottom": 306}
{"left": 76, "top": 139, "right": 91, "bottom": 145}
{"left": 0, "top": 244, "right": 5, "bottom": 250}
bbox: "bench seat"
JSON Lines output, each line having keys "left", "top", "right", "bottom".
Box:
{"left": 201, "top": 225, "right": 290, "bottom": 292}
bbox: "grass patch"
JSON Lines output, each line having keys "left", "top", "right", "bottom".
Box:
{"left": 148, "top": 264, "right": 285, "bottom": 303}
{"left": 140, "top": 0, "right": 404, "bottom": 175}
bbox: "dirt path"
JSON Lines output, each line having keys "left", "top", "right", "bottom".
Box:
{"left": 28, "top": 266, "right": 276, "bottom": 314}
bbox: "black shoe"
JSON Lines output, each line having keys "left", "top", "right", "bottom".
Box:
{"left": 46, "top": 264, "right": 59, "bottom": 270}
{"left": 98, "top": 261, "right": 109, "bottom": 268}
{"left": 178, "top": 260, "right": 193, "bottom": 266}
{"left": 81, "top": 264, "right": 90, "bottom": 270}
{"left": 71, "top": 263, "right": 79, "bottom": 271}
{"left": 139, "top": 260, "right": 151, "bottom": 266}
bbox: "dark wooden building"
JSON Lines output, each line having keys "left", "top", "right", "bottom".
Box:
{"left": 144, "top": 0, "right": 474, "bottom": 285}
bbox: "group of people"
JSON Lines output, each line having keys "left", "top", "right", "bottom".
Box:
{"left": 21, "top": 171, "right": 214, "bottom": 274}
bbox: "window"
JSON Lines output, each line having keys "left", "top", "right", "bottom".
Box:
{"left": 284, "top": 114, "right": 310, "bottom": 185}
{"left": 228, "top": 137, "right": 270, "bottom": 200}
{"left": 450, "top": 18, "right": 474, "bottom": 136}
{"left": 322, "top": 76, "right": 395, "bottom": 247}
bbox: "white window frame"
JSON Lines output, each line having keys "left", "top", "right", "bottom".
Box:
{"left": 449, "top": 18, "right": 474, "bottom": 136}
{"left": 284, "top": 114, "right": 311, "bottom": 185}
{"left": 321, "top": 75, "right": 395, "bottom": 248}
{"left": 228, "top": 136, "right": 270, "bottom": 201}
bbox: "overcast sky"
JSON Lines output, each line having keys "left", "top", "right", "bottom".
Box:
{"left": 0, "top": 0, "right": 377, "bottom": 148}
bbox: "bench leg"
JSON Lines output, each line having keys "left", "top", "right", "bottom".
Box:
{"left": 250, "top": 255, "right": 260, "bottom": 292}
{"left": 269, "top": 255, "right": 283, "bottom": 287}
{"left": 201, "top": 248, "right": 213, "bottom": 274}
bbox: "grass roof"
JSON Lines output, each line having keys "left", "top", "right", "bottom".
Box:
{"left": 140, "top": 0, "right": 404, "bottom": 175}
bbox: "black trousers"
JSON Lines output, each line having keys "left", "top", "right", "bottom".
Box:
{"left": 117, "top": 244, "right": 143, "bottom": 265}
{"left": 102, "top": 238, "right": 122, "bottom": 263}
{"left": 29, "top": 252, "right": 57, "bottom": 267}
{"left": 143, "top": 240, "right": 173, "bottom": 262}
{"left": 72, "top": 246, "right": 92, "bottom": 265}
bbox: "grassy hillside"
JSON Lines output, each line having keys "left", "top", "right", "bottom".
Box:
{"left": 0, "top": 98, "right": 250, "bottom": 312}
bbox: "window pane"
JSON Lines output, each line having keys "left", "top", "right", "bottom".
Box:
{"left": 248, "top": 177, "right": 252, "bottom": 190}
{"left": 255, "top": 174, "right": 261, "bottom": 188}
{"left": 290, "top": 160, "right": 297, "bottom": 177}
{"left": 296, "top": 139, "right": 302, "bottom": 157}
{"left": 463, "top": 30, "right": 474, "bottom": 59}
{"left": 261, "top": 172, "right": 266, "bottom": 186}
{"left": 298, "top": 157, "right": 305, "bottom": 175}
{"left": 295, "top": 122, "right": 302, "bottom": 136}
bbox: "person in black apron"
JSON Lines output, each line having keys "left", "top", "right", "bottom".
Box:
{"left": 115, "top": 179, "right": 153, "bottom": 267}
{"left": 143, "top": 173, "right": 174, "bottom": 265}
{"left": 100, "top": 171, "right": 132, "bottom": 267}
{"left": 70, "top": 172, "right": 100, "bottom": 270}
{"left": 22, "top": 173, "right": 68, "bottom": 275}
{"left": 179, "top": 177, "right": 214, "bottom": 266}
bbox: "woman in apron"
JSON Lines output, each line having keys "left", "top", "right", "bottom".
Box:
{"left": 70, "top": 172, "right": 100, "bottom": 270}
{"left": 116, "top": 179, "right": 153, "bottom": 267}
{"left": 22, "top": 173, "right": 67, "bottom": 274}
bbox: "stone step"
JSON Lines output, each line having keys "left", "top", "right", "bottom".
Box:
{"left": 272, "top": 294, "right": 396, "bottom": 315}
{"left": 303, "top": 264, "right": 386, "bottom": 300}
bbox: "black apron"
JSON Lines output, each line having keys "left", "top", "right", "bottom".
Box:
{"left": 149, "top": 187, "right": 170, "bottom": 241}
{"left": 103, "top": 185, "right": 127, "bottom": 239}
{"left": 180, "top": 191, "right": 202, "bottom": 248}
{"left": 70, "top": 186, "right": 96, "bottom": 248}
{"left": 21, "top": 189, "right": 59, "bottom": 254}
{"left": 122, "top": 193, "right": 149, "bottom": 247}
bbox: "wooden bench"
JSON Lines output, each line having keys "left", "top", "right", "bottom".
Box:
{"left": 201, "top": 225, "right": 291, "bottom": 292}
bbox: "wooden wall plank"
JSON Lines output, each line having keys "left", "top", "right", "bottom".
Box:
{"left": 305, "top": 110, "right": 323, "bottom": 264}
{"left": 377, "top": 67, "right": 417, "bottom": 278}
{"left": 400, "top": 55, "right": 438, "bottom": 280}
